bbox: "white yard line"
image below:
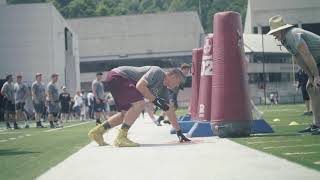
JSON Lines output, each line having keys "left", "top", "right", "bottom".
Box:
{"left": 0, "top": 122, "right": 89, "bottom": 143}
{"left": 264, "top": 144, "right": 320, "bottom": 149}
{"left": 271, "top": 123, "right": 309, "bottom": 127}
{"left": 284, "top": 152, "right": 318, "bottom": 156}
{"left": 43, "top": 122, "right": 90, "bottom": 132}
{"left": 262, "top": 109, "right": 301, "bottom": 112}
{"left": 247, "top": 139, "right": 302, "bottom": 144}
{"left": 314, "top": 161, "right": 320, "bottom": 165}
{"left": 0, "top": 131, "right": 23, "bottom": 135}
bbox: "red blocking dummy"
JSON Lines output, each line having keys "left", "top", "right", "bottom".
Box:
{"left": 198, "top": 34, "right": 214, "bottom": 121}
{"left": 189, "top": 48, "right": 203, "bottom": 120}
{"left": 211, "top": 11, "right": 252, "bottom": 137}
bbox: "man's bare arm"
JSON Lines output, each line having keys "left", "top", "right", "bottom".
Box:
{"left": 136, "top": 79, "right": 156, "bottom": 102}
{"left": 166, "top": 104, "right": 180, "bottom": 131}
{"left": 293, "top": 56, "right": 313, "bottom": 78}
{"left": 297, "top": 41, "right": 319, "bottom": 77}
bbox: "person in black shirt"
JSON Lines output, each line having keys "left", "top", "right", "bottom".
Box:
{"left": 59, "top": 86, "right": 71, "bottom": 121}
{"left": 296, "top": 69, "right": 311, "bottom": 115}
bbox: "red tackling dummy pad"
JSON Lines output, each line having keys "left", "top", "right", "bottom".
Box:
{"left": 211, "top": 11, "right": 252, "bottom": 137}
{"left": 198, "top": 34, "right": 214, "bottom": 121}
{"left": 189, "top": 48, "right": 203, "bottom": 120}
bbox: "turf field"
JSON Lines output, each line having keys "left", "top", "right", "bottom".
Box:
{"left": 0, "top": 120, "right": 95, "bottom": 180}
{"left": 178, "top": 104, "right": 320, "bottom": 171}
{"left": 0, "top": 104, "right": 319, "bottom": 180}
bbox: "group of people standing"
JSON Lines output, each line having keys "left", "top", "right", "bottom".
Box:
{"left": 0, "top": 71, "right": 114, "bottom": 130}
{"left": 1, "top": 73, "right": 61, "bottom": 129}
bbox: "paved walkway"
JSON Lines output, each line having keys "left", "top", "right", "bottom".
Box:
{"left": 38, "top": 115, "right": 320, "bottom": 180}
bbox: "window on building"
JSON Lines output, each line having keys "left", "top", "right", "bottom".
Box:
{"left": 262, "top": 26, "right": 270, "bottom": 34}
{"left": 253, "top": 26, "right": 258, "bottom": 34}
{"left": 268, "top": 73, "right": 291, "bottom": 82}
{"left": 248, "top": 73, "right": 290, "bottom": 83}
{"left": 80, "top": 56, "right": 191, "bottom": 73}
{"left": 302, "top": 23, "right": 320, "bottom": 36}
{"left": 252, "top": 54, "right": 291, "bottom": 64}
{"left": 249, "top": 73, "right": 264, "bottom": 84}
{"left": 64, "top": 28, "right": 69, "bottom": 51}
{"left": 268, "top": 73, "right": 281, "bottom": 82}
{"left": 183, "top": 76, "right": 192, "bottom": 88}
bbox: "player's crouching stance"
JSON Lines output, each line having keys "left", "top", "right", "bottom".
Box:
{"left": 88, "top": 66, "right": 191, "bottom": 147}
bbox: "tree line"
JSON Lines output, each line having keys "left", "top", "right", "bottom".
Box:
{"left": 8, "top": 0, "right": 247, "bottom": 33}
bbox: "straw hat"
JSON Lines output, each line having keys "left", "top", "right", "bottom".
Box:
{"left": 267, "top": 15, "right": 294, "bottom": 35}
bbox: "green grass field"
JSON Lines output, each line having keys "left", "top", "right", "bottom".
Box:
{"left": 0, "top": 120, "right": 95, "bottom": 180}
{"left": 178, "top": 104, "right": 320, "bottom": 171}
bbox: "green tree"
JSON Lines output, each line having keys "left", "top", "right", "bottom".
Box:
{"left": 8, "top": 0, "right": 248, "bottom": 33}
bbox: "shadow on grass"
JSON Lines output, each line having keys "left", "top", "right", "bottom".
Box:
{"left": 0, "top": 149, "right": 40, "bottom": 156}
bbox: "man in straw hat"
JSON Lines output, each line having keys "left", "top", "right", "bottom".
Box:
{"left": 267, "top": 15, "right": 320, "bottom": 135}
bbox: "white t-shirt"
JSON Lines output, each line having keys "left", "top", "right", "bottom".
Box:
{"left": 73, "top": 95, "right": 83, "bottom": 108}
{"left": 87, "top": 92, "right": 94, "bottom": 106}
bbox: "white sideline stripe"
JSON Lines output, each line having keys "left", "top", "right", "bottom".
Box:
{"left": 284, "top": 152, "right": 318, "bottom": 156}
{"left": 247, "top": 139, "right": 302, "bottom": 144}
{"left": 264, "top": 144, "right": 320, "bottom": 149}
{"left": 263, "top": 109, "right": 300, "bottom": 112}
{"left": 43, "top": 122, "right": 90, "bottom": 132}
{"left": 0, "top": 131, "right": 23, "bottom": 135}
{"left": 272, "top": 123, "right": 309, "bottom": 127}
{"left": 314, "top": 161, "right": 320, "bottom": 165}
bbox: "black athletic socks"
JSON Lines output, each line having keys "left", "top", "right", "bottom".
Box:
{"left": 103, "top": 122, "right": 112, "bottom": 129}
{"left": 121, "top": 123, "right": 131, "bottom": 130}
{"left": 49, "top": 121, "right": 55, "bottom": 128}
{"left": 96, "top": 119, "right": 102, "bottom": 125}
{"left": 6, "top": 122, "right": 11, "bottom": 129}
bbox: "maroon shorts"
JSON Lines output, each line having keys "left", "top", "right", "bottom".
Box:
{"left": 106, "top": 70, "right": 144, "bottom": 111}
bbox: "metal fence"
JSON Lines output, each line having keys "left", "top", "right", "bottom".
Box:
{"left": 252, "top": 95, "right": 304, "bottom": 105}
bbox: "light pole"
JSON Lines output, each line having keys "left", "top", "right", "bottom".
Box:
{"left": 261, "top": 31, "right": 267, "bottom": 105}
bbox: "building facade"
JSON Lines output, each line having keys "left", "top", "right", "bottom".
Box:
{"left": 0, "top": 3, "right": 80, "bottom": 95}
{"left": 68, "top": 11, "right": 204, "bottom": 105}
{"left": 245, "top": 0, "right": 320, "bottom": 35}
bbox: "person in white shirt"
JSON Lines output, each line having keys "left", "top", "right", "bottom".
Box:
{"left": 87, "top": 91, "right": 94, "bottom": 119}
{"left": 73, "top": 91, "right": 83, "bottom": 120}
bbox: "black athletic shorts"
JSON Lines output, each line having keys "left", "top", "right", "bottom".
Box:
{"left": 15, "top": 102, "right": 25, "bottom": 111}
{"left": 60, "top": 104, "right": 70, "bottom": 113}
{"left": 33, "top": 101, "right": 45, "bottom": 114}
{"left": 4, "top": 99, "right": 15, "bottom": 113}
{"left": 301, "top": 84, "right": 310, "bottom": 101}
{"left": 93, "top": 98, "right": 105, "bottom": 112}
{"left": 109, "top": 105, "right": 117, "bottom": 112}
